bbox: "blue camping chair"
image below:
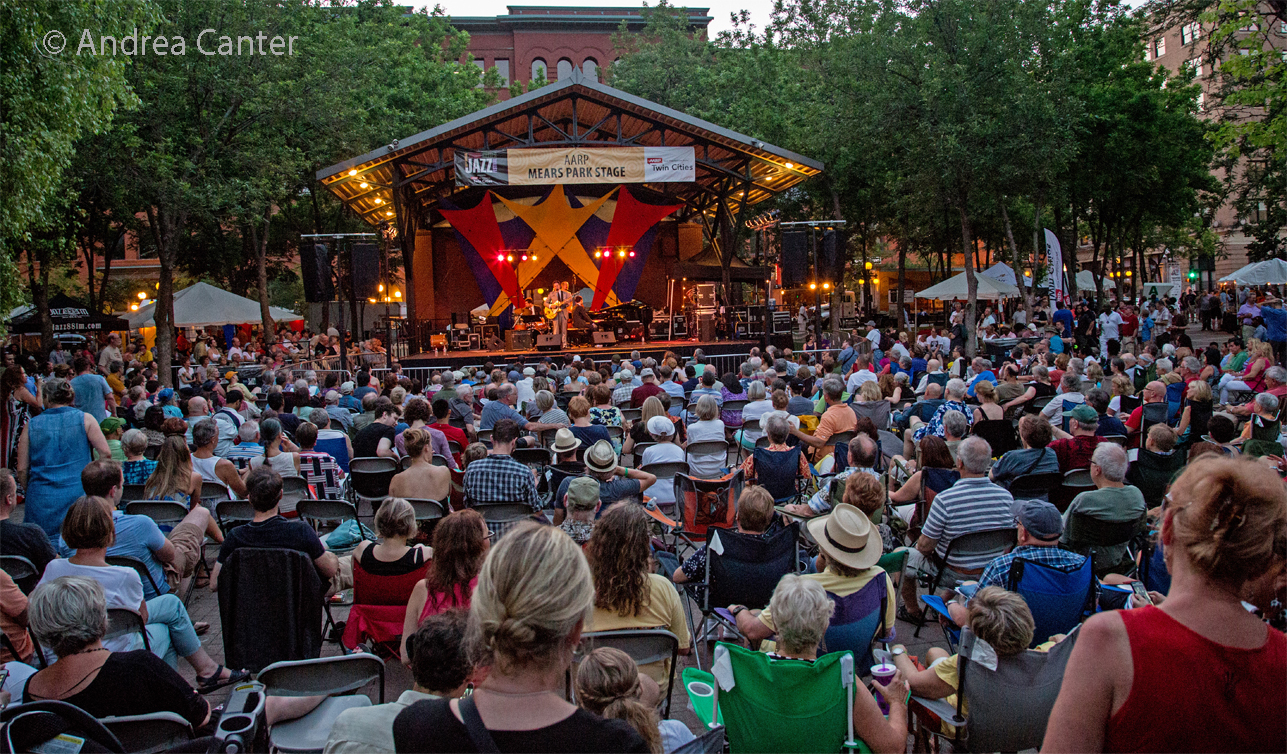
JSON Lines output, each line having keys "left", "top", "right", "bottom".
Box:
{"left": 822, "top": 574, "right": 892, "bottom": 676}
{"left": 750, "top": 446, "right": 805, "bottom": 503}
{"left": 1164, "top": 382, "right": 1186, "bottom": 424}
{"left": 1060, "top": 399, "right": 1081, "bottom": 432}
{"left": 1005, "top": 555, "right": 1095, "bottom": 647}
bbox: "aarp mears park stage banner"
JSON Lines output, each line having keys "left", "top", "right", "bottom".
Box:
{"left": 456, "top": 147, "right": 695, "bottom": 186}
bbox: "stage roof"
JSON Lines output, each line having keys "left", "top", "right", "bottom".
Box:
{"left": 316, "top": 68, "right": 823, "bottom": 226}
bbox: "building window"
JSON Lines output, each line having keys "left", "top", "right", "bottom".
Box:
{"left": 473, "top": 59, "right": 485, "bottom": 89}
{"left": 1181, "top": 22, "right": 1201, "bottom": 45}
{"left": 1189, "top": 57, "right": 1204, "bottom": 77}
{"left": 531, "top": 58, "right": 547, "bottom": 81}
{"left": 495, "top": 59, "right": 510, "bottom": 86}
{"left": 556, "top": 58, "right": 574, "bottom": 80}
{"left": 1154, "top": 36, "right": 1166, "bottom": 57}
{"left": 582, "top": 58, "right": 598, "bottom": 82}
{"left": 1252, "top": 201, "right": 1270, "bottom": 224}
{"left": 1197, "top": 92, "right": 1205, "bottom": 111}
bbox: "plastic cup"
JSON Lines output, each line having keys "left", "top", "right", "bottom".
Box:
{"left": 871, "top": 662, "right": 897, "bottom": 715}
{"left": 686, "top": 680, "right": 717, "bottom": 726}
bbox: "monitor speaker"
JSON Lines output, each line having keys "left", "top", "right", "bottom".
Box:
{"left": 351, "top": 243, "right": 380, "bottom": 300}
{"left": 592, "top": 331, "right": 616, "bottom": 345}
{"left": 781, "top": 231, "right": 807, "bottom": 288}
{"left": 536, "top": 333, "right": 562, "bottom": 351}
{"left": 506, "top": 330, "right": 533, "bottom": 351}
{"left": 301, "top": 243, "right": 333, "bottom": 303}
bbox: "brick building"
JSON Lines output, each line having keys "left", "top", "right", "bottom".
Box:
{"left": 454, "top": 5, "right": 712, "bottom": 98}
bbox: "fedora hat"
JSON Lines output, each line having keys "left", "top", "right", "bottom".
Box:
{"left": 585, "top": 439, "right": 619, "bottom": 475}
{"left": 551, "top": 428, "right": 582, "bottom": 455}
{"left": 807, "top": 503, "right": 883, "bottom": 570}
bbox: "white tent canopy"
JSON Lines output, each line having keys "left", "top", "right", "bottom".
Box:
{"left": 127, "top": 282, "right": 301, "bottom": 329}
{"left": 980, "top": 262, "right": 1113, "bottom": 291}
{"left": 1218, "top": 258, "right": 1287, "bottom": 286}
{"left": 915, "top": 271, "right": 1019, "bottom": 300}
{"left": 1139, "top": 282, "right": 1176, "bottom": 299}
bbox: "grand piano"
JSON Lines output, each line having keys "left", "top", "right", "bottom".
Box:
{"left": 591, "top": 300, "right": 654, "bottom": 342}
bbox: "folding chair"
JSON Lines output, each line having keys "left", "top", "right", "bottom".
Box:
{"left": 346, "top": 457, "right": 397, "bottom": 516}
{"left": 686, "top": 642, "right": 865, "bottom": 753}
{"left": 1099, "top": 434, "right": 1128, "bottom": 446}
{"left": 876, "top": 547, "right": 909, "bottom": 579}
{"left": 280, "top": 476, "right": 312, "bottom": 516}
{"left": 685, "top": 440, "right": 730, "bottom": 479}
{"left": 120, "top": 484, "right": 148, "bottom": 504}
{"left": 971, "top": 419, "right": 1017, "bottom": 457}
{"left": 476, "top": 429, "right": 493, "bottom": 446}
{"left": 821, "top": 573, "right": 892, "bottom": 676}
{"left": 216, "top": 499, "right": 256, "bottom": 531}
{"left": 1138, "top": 401, "right": 1169, "bottom": 438}
{"left": 430, "top": 454, "right": 452, "bottom": 468}
{"left": 639, "top": 461, "right": 689, "bottom": 514}
{"left": 1005, "top": 471, "right": 1064, "bottom": 503}
{"left": 468, "top": 500, "right": 538, "bottom": 537}
{"left": 404, "top": 498, "right": 448, "bottom": 525}
{"left": 735, "top": 418, "right": 760, "bottom": 462}
{"left": 342, "top": 558, "right": 429, "bottom": 654}
{"left": 399, "top": 455, "right": 415, "bottom": 471}
{"left": 447, "top": 439, "right": 463, "bottom": 456}
{"left": 747, "top": 445, "right": 806, "bottom": 504}
{"left": 511, "top": 447, "right": 552, "bottom": 473}
{"left": 682, "top": 523, "right": 799, "bottom": 670}
{"left": 124, "top": 500, "right": 190, "bottom": 529}
{"left": 200, "top": 481, "right": 231, "bottom": 506}
{"left": 631, "top": 441, "right": 656, "bottom": 466}
{"left": 0, "top": 554, "right": 40, "bottom": 595}
{"left": 1065, "top": 512, "right": 1143, "bottom": 577}
{"left": 913, "top": 528, "right": 1016, "bottom": 639}
{"left": 672, "top": 725, "right": 726, "bottom": 754}
{"left": 821, "top": 430, "right": 856, "bottom": 462}
{"left": 218, "top": 548, "right": 324, "bottom": 673}
{"left": 0, "top": 701, "right": 125, "bottom": 753}
{"left": 1007, "top": 555, "right": 1095, "bottom": 646}
{"left": 606, "top": 425, "right": 625, "bottom": 447}
{"left": 850, "top": 401, "right": 890, "bottom": 431}
{"left": 257, "top": 653, "right": 385, "bottom": 754}
{"left": 621, "top": 407, "right": 643, "bottom": 423}
{"left": 667, "top": 471, "right": 744, "bottom": 551}
{"left": 99, "top": 712, "right": 194, "bottom": 754}
{"left": 105, "top": 608, "right": 150, "bottom": 652}
{"left": 1055, "top": 468, "right": 1096, "bottom": 513}
{"left": 105, "top": 556, "right": 166, "bottom": 602}
{"left": 296, "top": 500, "right": 362, "bottom": 553}
{"left": 908, "top": 626, "right": 1080, "bottom": 752}
{"left": 580, "top": 630, "right": 681, "bottom": 717}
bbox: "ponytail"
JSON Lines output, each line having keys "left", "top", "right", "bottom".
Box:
{"left": 575, "top": 647, "right": 663, "bottom": 754}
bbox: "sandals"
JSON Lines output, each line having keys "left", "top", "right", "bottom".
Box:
{"left": 897, "top": 605, "right": 925, "bottom": 626}
{"left": 193, "top": 621, "right": 210, "bottom": 636}
{"left": 197, "top": 665, "right": 250, "bottom": 694}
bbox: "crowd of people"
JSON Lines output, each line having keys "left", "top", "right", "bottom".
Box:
{"left": 0, "top": 285, "right": 1284, "bottom": 753}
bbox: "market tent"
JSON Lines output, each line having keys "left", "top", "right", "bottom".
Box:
{"left": 915, "top": 271, "right": 1018, "bottom": 300}
{"left": 1218, "top": 258, "right": 1287, "bottom": 286}
{"left": 126, "top": 282, "right": 301, "bottom": 329}
{"left": 8, "top": 293, "right": 129, "bottom": 335}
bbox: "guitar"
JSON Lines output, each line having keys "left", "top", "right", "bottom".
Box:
{"left": 544, "top": 296, "right": 574, "bottom": 321}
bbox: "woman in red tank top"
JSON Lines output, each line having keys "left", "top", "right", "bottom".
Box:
{"left": 400, "top": 509, "right": 489, "bottom": 666}
{"left": 1043, "top": 455, "right": 1286, "bottom": 753}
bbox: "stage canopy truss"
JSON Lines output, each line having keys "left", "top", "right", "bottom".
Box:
{"left": 317, "top": 68, "right": 822, "bottom": 324}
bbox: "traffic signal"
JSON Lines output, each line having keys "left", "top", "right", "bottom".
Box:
{"left": 1187, "top": 270, "right": 1199, "bottom": 281}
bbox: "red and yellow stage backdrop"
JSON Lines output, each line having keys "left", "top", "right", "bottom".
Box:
{"left": 438, "top": 185, "right": 681, "bottom": 317}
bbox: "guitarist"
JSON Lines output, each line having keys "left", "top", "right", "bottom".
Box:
{"left": 545, "top": 281, "right": 573, "bottom": 346}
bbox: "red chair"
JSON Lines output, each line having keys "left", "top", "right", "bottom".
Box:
{"left": 341, "top": 557, "right": 429, "bottom": 653}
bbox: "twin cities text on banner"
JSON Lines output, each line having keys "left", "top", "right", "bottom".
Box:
{"left": 455, "top": 147, "right": 696, "bottom": 186}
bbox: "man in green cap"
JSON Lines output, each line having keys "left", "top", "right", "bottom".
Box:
{"left": 100, "top": 417, "right": 127, "bottom": 461}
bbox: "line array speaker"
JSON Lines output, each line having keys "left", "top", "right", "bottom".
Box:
{"left": 351, "top": 243, "right": 380, "bottom": 300}
{"left": 301, "top": 243, "right": 334, "bottom": 303}
{"left": 781, "top": 231, "right": 808, "bottom": 288}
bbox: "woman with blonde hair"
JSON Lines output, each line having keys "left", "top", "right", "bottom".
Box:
{"left": 393, "top": 522, "right": 649, "bottom": 752}
{"left": 624, "top": 395, "right": 678, "bottom": 455}
{"left": 388, "top": 427, "right": 451, "bottom": 502}
{"left": 1174, "top": 379, "right": 1215, "bottom": 444}
{"left": 144, "top": 436, "right": 223, "bottom": 541}
{"left": 971, "top": 380, "right": 1005, "bottom": 422}
{"left": 585, "top": 505, "right": 691, "bottom": 683}
{"left": 1043, "top": 456, "right": 1287, "bottom": 753}
{"left": 1218, "top": 339, "right": 1272, "bottom": 404}
{"left": 1107, "top": 374, "right": 1133, "bottom": 417}
{"left": 577, "top": 647, "right": 695, "bottom": 754}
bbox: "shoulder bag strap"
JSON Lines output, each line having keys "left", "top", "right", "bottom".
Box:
{"left": 457, "top": 696, "right": 502, "bottom": 753}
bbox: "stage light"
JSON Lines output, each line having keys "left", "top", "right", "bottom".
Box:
{"left": 871, "top": 274, "right": 879, "bottom": 282}
{"left": 378, "top": 284, "right": 384, "bottom": 292}
{"left": 496, "top": 254, "right": 505, "bottom": 262}
{"left": 521, "top": 255, "right": 528, "bottom": 261}
{"left": 858, "top": 278, "right": 866, "bottom": 285}
{"left": 594, "top": 251, "right": 601, "bottom": 258}
{"left": 368, "top": 297, "right": 376, "bottom": 303}
{"left": 537, "top": 288, "right": 545, "bottom": 294}
{"left": 785, "top": 162, "right": 794, "bottom": 169}
{"left": 531, "top": 255, "right": 538, "bottom": 262}
{"left": 865, "top": 261, "right": 873, "bottom": 270}
{"left": 1125, "top": 270, "right": 1133, "bottom": 277}
{"left": 137, "top": 292, "right": 146, "bottom": 300}
{"left": 628, "top": 251, "right": 635, "bottom": 258}
{"left": 507, "top": 255, "right": 514, "bottom": 262}
{"left": 359, "top": 182, "right": 368, "bottom": 189}
{"left": 374, "top": 198, "right": 383, "bottom": 204}
{"left": 386, "top": 211, "right": 393, "bottom": 216}
{"left": 618, "top": 251, "right": 627, "bottom": 258}
{"left": 348, "top": 169, "right": 357, "bottom": 176}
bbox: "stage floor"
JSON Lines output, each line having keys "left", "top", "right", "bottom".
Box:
{"left": 399, "top": 338, "right": 765, "bottom": 370}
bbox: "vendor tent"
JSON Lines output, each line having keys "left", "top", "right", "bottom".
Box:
{"left": 1218, "top": 258, "right": 1287, "bottom": 286}
{"left": 127, "top": 282, "right": 301, "bottom": 329}
{"left": 915, "top": 271, "right": 1018, "bottom": 300}
{"left": 8, "top": 293, "right": 129, "bottom": 335}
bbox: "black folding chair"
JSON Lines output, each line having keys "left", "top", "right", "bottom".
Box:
{"left": 105, "top": 608, "right": 150, "bottom": 652}
{"left": 913, "top": 528, "right": 1016, "bottom": 639}
{"left": 580, "top": 630, "right": 682, "bottom": 717}
{"left": 972, "top": 420, "right": 1018, "bottom": 457}
{"left": 1005, "top": 471, "right": 1064, "bottom": 503}
{"left": 1065, "top": 512, "right": 1144, "bottom": 577}
{"left": 0, "top": 701, "right": 125, "bottom": 753}
{"left": 0, "top": 554, "right": 40, "bottom": 595}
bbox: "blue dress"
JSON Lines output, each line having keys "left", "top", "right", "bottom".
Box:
{"left": 24, "top": 406, "right": 92, "bottom": 536}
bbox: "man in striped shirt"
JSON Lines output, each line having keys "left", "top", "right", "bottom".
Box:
{"left": 902, "top": 436, "right": 1015, "bottom": 622}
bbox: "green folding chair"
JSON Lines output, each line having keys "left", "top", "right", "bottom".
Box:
{"left": 683, "top": 641, "right": 872, "bottom": 753}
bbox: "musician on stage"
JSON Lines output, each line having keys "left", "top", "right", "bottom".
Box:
{"left": 570, "top": 294, "right": 596, "bottom": 332}
{"left": 545, "top": 281, "right": 573, "bottom": 346}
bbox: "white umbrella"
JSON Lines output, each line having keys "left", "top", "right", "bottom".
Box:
{"left": 128, "top": 281, "right": 301, "bottom": 329}
{"left": 914, "top": 271, "right": 1019, "bottom": 300}
{"left": 1218, "top": 258, "right": 1287, "bottom": 286}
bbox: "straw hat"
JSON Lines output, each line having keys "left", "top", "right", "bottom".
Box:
{"left": 585, "top": 439, "right": 619, "bottom": 475}
{"left": 806, "top": 503, "right": 883, "bottom": 570}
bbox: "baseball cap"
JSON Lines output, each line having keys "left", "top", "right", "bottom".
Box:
{"left": 1011, "top": 500, "right": 1063, "bottom": 541}
{"left": 1062, "top": 404, "right": 1099, "bottom": 424}
{"left": 640, "top": 367, "right": 655, "bottom": 378}
{"left": 99, "top": 417, "right": 126, "bottom": 435}
{"left": 565, "top": 477, "right": 601, "bottom": 511}
{"left": 646, "top": 415, "right": 675, "bottom": 437}
{"left": 508, "top": 370, "right": 520, "bottom": 381}
{"left": 523, "top": 367, "right": 536, "bottom": 377}
{"left": 340, "top": 381, "right": 355, "bottom": 394}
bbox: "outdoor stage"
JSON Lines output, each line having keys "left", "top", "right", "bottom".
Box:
{"left": 400, "top": 337, "right": 765, "bottom": 370}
